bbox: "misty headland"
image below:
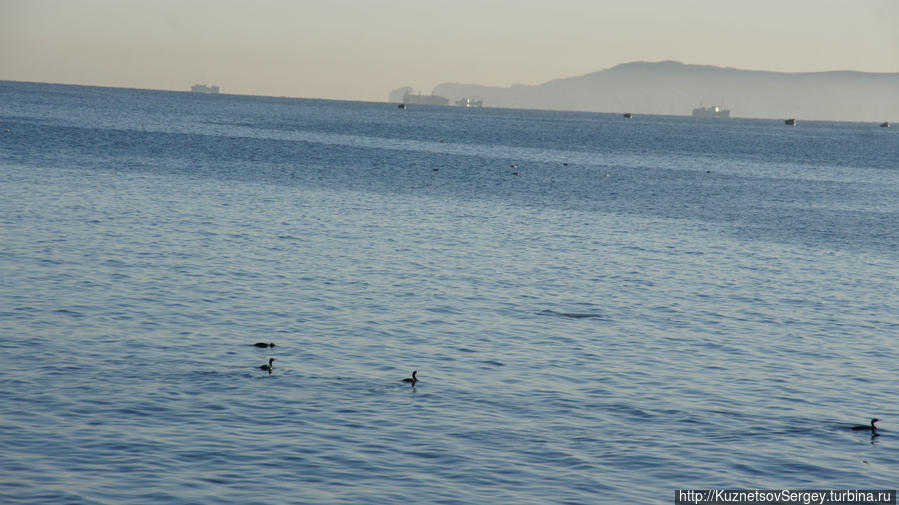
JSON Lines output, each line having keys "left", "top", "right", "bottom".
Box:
{"left": 391, "top": 61, "right": 899, "bottom": 122}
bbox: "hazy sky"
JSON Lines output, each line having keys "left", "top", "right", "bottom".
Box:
{"left": 2, "top": 0, "right": 897, "bottom": 101}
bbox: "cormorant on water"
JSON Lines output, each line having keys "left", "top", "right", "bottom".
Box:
{"left": 851, "top": 418, "right": 880, "bottom": 433}
{"left": 402, "top": 370, "right": 418, "bottom": 386}
{"left": 254, "top": 342, "right": 275, "bottom": 348}
{"left": 259, "top": 358, "right": 275, "bottom": 374}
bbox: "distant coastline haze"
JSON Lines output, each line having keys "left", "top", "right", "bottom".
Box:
{"left": 420, "top": 61, "right": 899, "bottom": 122}
{"left": 2, "top": 0, "right": 897, "bottom": 120}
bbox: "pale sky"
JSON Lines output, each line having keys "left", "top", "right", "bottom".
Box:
{"left": 2, "top": 0, "right": 897, "bottom": 102}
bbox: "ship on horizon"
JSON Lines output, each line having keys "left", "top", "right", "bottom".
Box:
{"left": 455, "top": 97, "right": 483, "bottom": 108}
{"left": 191, "top": 84, "right": 220, "bottom": 94}
{"left": 692, "top": 105, "right": 730, "bottom": 118}
{"left": 402, "top": 91, "right": 449, "bottom": 106}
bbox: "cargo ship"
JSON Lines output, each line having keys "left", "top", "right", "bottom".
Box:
{"left": 402, "top": 91, "right": 449, "bottom": 106}
{"left": 692, "top": 105, "right": 730, "bottom": 118}
{"left": 191, "top": 84, "right": 220, "bottom": 94}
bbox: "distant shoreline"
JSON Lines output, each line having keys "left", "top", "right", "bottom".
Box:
{"left": 2, "top": 76, "right": 895, "bottom": 125}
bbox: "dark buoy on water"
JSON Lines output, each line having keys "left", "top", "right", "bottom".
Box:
{"left": 402, "top": 370, "right": 418, "bottom": 386}
{"left": 259, "top": 358, "right": 275, "bottom": 374}
{"left": 254, "top": 342, "right": 275, "bottom": 348}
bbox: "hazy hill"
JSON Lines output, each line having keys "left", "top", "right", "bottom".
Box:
{"left": 421, "top": 61, "right": 898, "bottom": 122}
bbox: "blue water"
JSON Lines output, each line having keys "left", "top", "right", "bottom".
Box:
{"left": 1, "top": 81, "right": 897, "bottom": 504}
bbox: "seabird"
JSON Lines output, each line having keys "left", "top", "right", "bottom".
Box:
{"left": 254, "top": 342, "right": 275, "bottom": 348}
{"left": 851, "top": 418, "right": 880, "bottom": 434}
{"left": 259, "top": 358, "right": 275, "bottom": 374}
{"left": 402, "top": 370, "right": 418, "bottom": 386}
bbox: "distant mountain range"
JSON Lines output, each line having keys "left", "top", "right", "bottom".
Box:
{"left": 392, "top": 61, "right": 899, "bottom": 122}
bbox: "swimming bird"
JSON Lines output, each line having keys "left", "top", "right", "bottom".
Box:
{"left": 259, "top": 358, "right": 275, "bottom": 374}
{"left": 851, "top": 418, "right": 880, "bottom": 433}
{"left": 402, "top": 370, "right": 418, "bottom": 386}
{"left": 254, "top": 342, "right": 275, "bottom": 348}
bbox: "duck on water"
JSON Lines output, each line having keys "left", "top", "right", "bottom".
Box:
{"left": 259, "top": 358, "right": 275, "bottom": 374}
{"left": 402, "top": 370, "right": 418, "bottom": 386}
{"left": 254, "top": 342, "right": 275, "bottom": 348}
{"left": 851, "top": 418, "right": 880, "bottom": 434}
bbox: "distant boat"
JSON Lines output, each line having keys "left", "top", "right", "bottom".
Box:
{"left": 692, "top": 105, "right": 730, "bottom": 118}
{"left": 455, "top": 97, "right": 483, "bottom": 108}
{"left": 191, "top": 84, "right": 219, "bottom": 94}
{"left": 622, "top": 112, "right": 633, "bottom": 118}
{"left": 403, "top": 91, "right": 449, "bottom": 106}
{"left": 785, "top": 118, "right": 797, "bottom": 126}
{"left": 880, "top": 121, "right": 890, "bottom": 128}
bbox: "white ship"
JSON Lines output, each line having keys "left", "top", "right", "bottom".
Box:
{"left": 455, "top": 97, "right": 483, "bottom": 108}
{"left": 191, "top": 84, "right": 220, "bottom": 94}
{"left": 692, "top": 105, "right": 730, "bottom": 118}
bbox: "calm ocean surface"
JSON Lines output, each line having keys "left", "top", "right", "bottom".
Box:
{"left": 1, "top": 81, "right": 897, "bottom": 504}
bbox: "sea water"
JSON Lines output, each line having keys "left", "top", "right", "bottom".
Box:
{"left": 1, "top": 81, "right": 897, "bottom": 504}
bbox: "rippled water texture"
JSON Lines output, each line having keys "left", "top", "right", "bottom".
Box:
{"left": 1, "top": 82, "right": 898, "bottom": 504}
